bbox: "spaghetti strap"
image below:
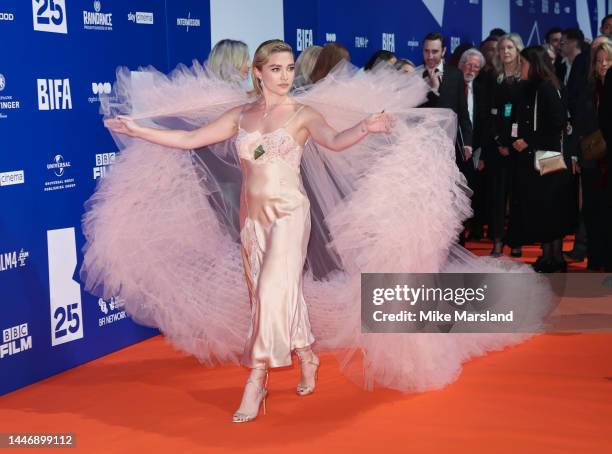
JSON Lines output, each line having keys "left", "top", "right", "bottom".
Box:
{"left": 282, "top": 104, "right": 305, "bottom": 128}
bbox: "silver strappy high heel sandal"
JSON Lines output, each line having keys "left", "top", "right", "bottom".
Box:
{"left": 232, "top": 368, "right": 268, "bottom": 423}
{"left": 295, "top": 348, "right": 320, "bottom": 396}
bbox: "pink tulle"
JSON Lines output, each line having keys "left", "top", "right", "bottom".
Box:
{"left": 81, "top": 60, "right": 551, "bottom": 393}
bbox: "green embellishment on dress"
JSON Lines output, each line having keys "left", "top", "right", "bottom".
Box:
{"left": 254, "top": 144, "right": 266, "bottom": 160}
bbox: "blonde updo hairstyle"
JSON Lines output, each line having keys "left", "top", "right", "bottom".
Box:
{"left": 251, "top": 39, "right": 294, "bottom": 95}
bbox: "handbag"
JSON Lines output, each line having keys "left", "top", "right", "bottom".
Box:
{"left": 532, "top": 91, "right": 567, "bottom": 176}
{"left": 579, "top": 129, "right": 607, "bottom": 161}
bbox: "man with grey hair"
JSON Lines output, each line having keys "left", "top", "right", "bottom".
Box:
{"left": 459, "top": 48, "right": 489, "bottom": 240}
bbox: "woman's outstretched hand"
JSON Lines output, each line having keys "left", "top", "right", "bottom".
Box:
{"left": 104, "top": 115, "right": 141, "bottom": 137}
{"left": 364, "top": 112, "right": 395, "bottom": 134}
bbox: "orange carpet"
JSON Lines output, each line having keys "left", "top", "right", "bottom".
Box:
{"left": 1, "top": 240, "right": 611, "bottom": 453}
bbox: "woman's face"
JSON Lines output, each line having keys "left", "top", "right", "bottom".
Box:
{"left": 388, "top": 57, "right": 397, "bottom": 66}
{"left": 595, "top": 49, "right": 611, "bottom": 81}
{"left": 499, "top": 39, "right": 518, "bottom": 66}
{"left": 254, "top": 51, "right": 295, "bottom": 96}
{"left": 519, "top": 58, "right": 530, "bottom": 80}
{"left": 401, "top": 63, "right": 415, "bottom": 73}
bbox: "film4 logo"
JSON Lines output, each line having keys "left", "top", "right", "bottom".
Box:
{"left": 32, "top": 0, "right": 67, "bottom": 34}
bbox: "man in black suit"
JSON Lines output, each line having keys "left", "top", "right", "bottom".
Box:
{"left": 600, "top": 67, "right": 612, "bottom": 271}
{"left": 545, "top": 26, "right": 565, "bottom": 82}
{"left": 419, "top": 32, "right": 473, "bottom": 173}
{"left": 459, "top": 48, "right": 490, "bottom": 240}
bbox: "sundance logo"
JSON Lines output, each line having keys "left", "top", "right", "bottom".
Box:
{"left": 0, "top": 170, "right": 25, "bottom": 187}
{"left": 128, "top": 11, "right": 153, "bottom": 25}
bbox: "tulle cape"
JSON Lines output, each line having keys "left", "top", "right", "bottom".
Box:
{"left": 81, "top": 60, "right": 552, "bottom": 393}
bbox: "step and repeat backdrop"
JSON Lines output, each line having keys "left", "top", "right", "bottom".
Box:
{"left": 1, "top": 0, "right": 609, "bottom": 395}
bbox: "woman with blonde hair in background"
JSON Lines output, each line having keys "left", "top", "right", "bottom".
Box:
{"left": 488, "top": 33, "right": 525, "bottom": 258}
{"left": 205, "top": 38, "right": 250, "bottom": 84}
{"left": 293, "top": 45, "right": 322, "bottom": 88}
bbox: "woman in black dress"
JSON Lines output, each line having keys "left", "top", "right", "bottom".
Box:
{"left": 511, "top": 46, "right": 574, "bottom": 272}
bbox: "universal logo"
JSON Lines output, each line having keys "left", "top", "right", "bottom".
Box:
{"left": 176, "top": 12, "right": 200, "bottom": 32}
{"left": 32, "top": 0, "right": 67, "bottom": 34}
{"left": 45, "top": 155, "right": 75, "bottom": 192}
{"left": 83, "top": 0, "right": 113, "bottom": 31}
{"left": 127, "top": 11, "right": 154, "bottom": 25}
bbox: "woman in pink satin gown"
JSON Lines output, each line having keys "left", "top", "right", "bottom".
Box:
{"left": 104, "top": 39, "right": 394, "bottom": 423}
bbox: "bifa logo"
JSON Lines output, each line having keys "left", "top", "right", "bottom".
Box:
{"left": 37, "top": 78, "right": 72, "bottom": 111}
{"left": 325, "top": 33, "right": 336, "bottom": 42}
{"left": 0, "top": 12, "right": 15, "bottom": 21}
{"left": 93, "top": 152, "right": 116, "bottom": 179}
{"left": 382, "top": 33, "right": 395, "bottom": 52}
{"left": 48, "top": 228, "right": 84, "bottom": 346}
{"left": 0, "top": 249, "right": 29, "bottom": 272}
{"left": 0, "top": 170, "right": 25, "bottom": 187}
{"left": 32, "top": 0, "right": 67, "bottom": 34}
{"left": 1, "top": 323, "right": 33, "bottom": 360}
{"left": 296, "top": 28, "right": 313, "bottom": 51}
{"left": 83, "top": 0, "right": 113, "bottom": 31}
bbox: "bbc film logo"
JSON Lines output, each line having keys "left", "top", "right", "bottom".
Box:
{"left": 362, "top": 273, "right": 612, "bottom": 333}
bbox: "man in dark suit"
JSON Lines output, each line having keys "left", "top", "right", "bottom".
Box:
{"left": 459, "top": 48, "right": 491, "bottom": 240}
{"left": 419, "top": 32, "right": 473, "bottom": 175}
{"left": 600, "top": 68, "right": 612, "bottom": 271}
{"left": 418, "top": 33, "right": 473, "bottom": 245}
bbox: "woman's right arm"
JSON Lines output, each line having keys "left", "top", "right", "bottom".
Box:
{"left": 104, "top": 106, "right": 242, "bottom": 150}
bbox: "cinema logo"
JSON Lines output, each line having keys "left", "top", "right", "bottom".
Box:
{"left": 98, "top": 297, "right": 128, "bottom": 327}
{"left": 93, "top": 152, "right": 115, "bottom": 179}
{"left": 176, "top": 12, "right": 200, "bottom": 32}
{"left": 45, "top": 154, "right": 76, "bottom": 192}
{"left": 0, "top": 170, "right": 25, "bottom": 187}
{"left": 83, "top": 1, "right": 113, "bottom": 31}
{"left": 1, "top": 323, "right": 33, "bottom": 360}
{"left": 296, "top": 28, "right": 313, "bottom": 51}
{"left": 127, "top": 11, "right": 154, "bottom": 25}
{"left": 0, "top": 249, "right": 29, "bottom": 272}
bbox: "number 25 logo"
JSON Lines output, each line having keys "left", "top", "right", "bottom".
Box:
{"left": 32, "top": 0, "right": 68, "bottom": 34}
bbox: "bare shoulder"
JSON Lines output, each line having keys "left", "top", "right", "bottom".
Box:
{"left": 300, "top": 104, "right": 323, "bottom": 121}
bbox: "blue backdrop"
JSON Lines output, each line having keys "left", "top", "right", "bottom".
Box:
{"left": 0, "top": 0, "right": 606, "bottom": 395}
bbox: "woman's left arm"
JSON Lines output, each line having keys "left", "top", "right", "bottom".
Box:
{"left": 303, "top": 106, "right": 394, "bottom": 152}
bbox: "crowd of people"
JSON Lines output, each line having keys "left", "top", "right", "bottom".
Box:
{"left": 201, "top": 17, "right": 612, "bottom": 274}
